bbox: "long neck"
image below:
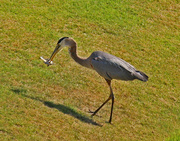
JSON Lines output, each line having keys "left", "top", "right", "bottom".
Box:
{"left": 69, "top": 44, "right": 91, "bottom": 69}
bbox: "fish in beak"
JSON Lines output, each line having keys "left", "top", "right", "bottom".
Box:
{"left": 40, "top": 44, "right": 62, "bottom": 66}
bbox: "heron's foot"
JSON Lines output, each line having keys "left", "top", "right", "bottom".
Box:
{"left": 88, "top": 109, "right": 95, "bottom": 117}
{"left": 105, "top": 120, "right": 112, "bottom": 124}
{"left": 88, "top": 109, "right": 102, "bottom": 117}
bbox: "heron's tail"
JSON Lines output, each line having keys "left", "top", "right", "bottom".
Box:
{"left": 134, "top": 70, "right": 148, "bottom": 82}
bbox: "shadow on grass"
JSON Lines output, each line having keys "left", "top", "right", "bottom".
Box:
{"left": 11, "top": 88, "right": 101, "bottom": 126}
{"left": 43, "top": 101, "right": 101, "bottom": 126}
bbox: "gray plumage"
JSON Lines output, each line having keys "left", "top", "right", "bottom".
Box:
{"left": 89, "top": 51, "right": 148, "bottom": 81}
{"left": 46, "top": 37, "right": 148, "bottom": 123}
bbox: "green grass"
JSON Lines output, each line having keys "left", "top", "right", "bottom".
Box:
{"left": 1, "top": 0, "right": 179, "bottom": 140}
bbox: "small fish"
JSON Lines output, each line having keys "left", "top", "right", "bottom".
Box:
{"left": 40, "top": 56, "right": 53, "bottom": 66}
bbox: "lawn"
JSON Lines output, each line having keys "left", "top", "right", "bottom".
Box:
{"left": 0, "top": 0, "right": 179, "bottom": 140}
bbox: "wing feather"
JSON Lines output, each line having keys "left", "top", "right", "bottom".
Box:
{"left": 91, "top": 51, "right": 136, "bottom": 80}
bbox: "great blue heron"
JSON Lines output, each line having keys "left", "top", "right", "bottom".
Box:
{"left": 41, "top": 37, "right": 148, "bottom": 123}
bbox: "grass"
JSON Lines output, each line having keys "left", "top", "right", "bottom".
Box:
{"left": 1, "top": 0, "right": 179, "bottom": 140}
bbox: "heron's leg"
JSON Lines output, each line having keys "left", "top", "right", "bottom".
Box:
{"left": 109, "top": 85, "right": 114, "bottom": 123}
{"left": 91, "top": 95, "right": 111, "bottom": 117}
{"left": 91, "top": 79, "right": 114, "bottom": 123}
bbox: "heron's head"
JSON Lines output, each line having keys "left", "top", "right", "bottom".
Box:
{"left": 48, "top": 37, "right": 70, "bottom": 63}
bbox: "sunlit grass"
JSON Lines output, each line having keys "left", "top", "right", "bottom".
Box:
{"left": 1, "top": 0, "right": 179, "bottom": 140}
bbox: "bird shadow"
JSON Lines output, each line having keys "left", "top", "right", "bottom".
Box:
{"left": 11, "top": 88, "right": 101, "bottom": 126}
{"left": 43, "top": 101, "right": 101, "bottom": 126}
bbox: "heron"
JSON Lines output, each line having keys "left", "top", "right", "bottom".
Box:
{"left": 42, "top": 37, "right": 148, "bottom": 123}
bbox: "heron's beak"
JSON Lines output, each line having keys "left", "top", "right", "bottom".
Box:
{"left": 47, "top": 45, "right": 61, "bottom": 66}
{"left": 45, "top": 44, "right": 62, "bottom": 66}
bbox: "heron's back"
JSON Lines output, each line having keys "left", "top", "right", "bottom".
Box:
{"left": 90, "top": 51, "right": 148, "bottom": 81}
